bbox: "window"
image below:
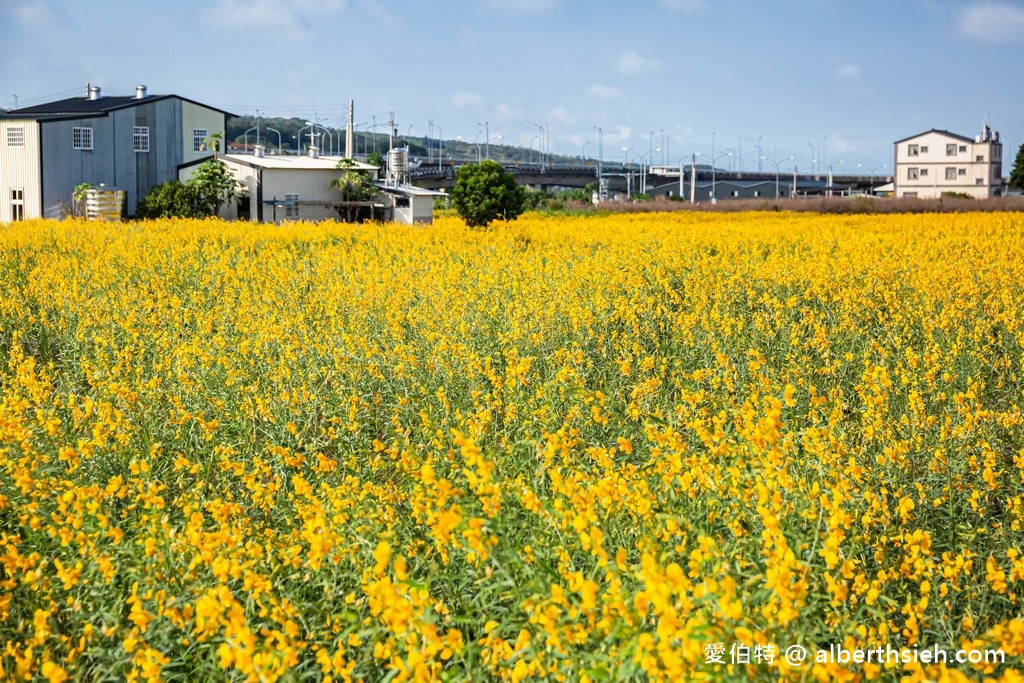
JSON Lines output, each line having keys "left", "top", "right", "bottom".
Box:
{"left": 976, "top": 178, "right": 985, "bottom": 185}
{"left": 946, "top": 167, "right": 957, "bottom": 180}
{"left": 908, "top": 144, "right": 919, "bottom": 156}
{"left": 284, "top": 193, "right": 300, "bottom": 219}
{"left": 11, "top": 188, "right": 24, "bottom": 221}
{"left": 907, "top": 167, "right": 919, "bottom": 180}
{"left": 731, "top": 190, "right": 739, "bottom": 197}
{"left": 958, "top": 168, "right": 966, "bottom": 176}
{"left": 73, "top": 127, "right": 93, "bottom": 150}
{"left": 133, "top": 126, "right": 150, "bottom": 152}
{"left": 976, "top": 155, "right": 985, "bottom": 162}
{"left": 903, "top": 192, "right": 918, "bottom": 198}
{"left": 6, "top": 126, "right": 24, "bottom": 148}
{"left": 920, "top": 146, "right": 929, "bottom": 153}
{"left": 959, "top": 145, "right": 967, "bottom": 153}
{"left": 920, "top": 168, "right": 928, "bottom": 177}
{"left": 753, "top": 190, "right": 761, "bottom": 197}
{"left": 193, "top": 128, "right": 209, "bottom": 153}
{"left": 946, "top": 144, "right": 957, "bottom": 156}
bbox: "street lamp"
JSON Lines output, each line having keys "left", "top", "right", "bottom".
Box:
{"left": 763, "top": 156, "right": 795, "bottom": 199}
{"left": 266, "top": 127, "right": 282, "bottom": 155}
{"left": 534, "top": 123, "right": 546, "bottom": 165}
{"left": 857, "top": 163, "right": 887, "bottom": 196}
{"left": 696, "top": 151, "right": 733, "bottom": 202}
{"left": 433, "top": 123, "right": 442, "bottom": 171}
{"left": 477, "top": 121, "right": 490, "bottom": 160}
{"left": 593, "top": 126, "right": 604, "bottom": 185}
{"left": 815, "top": 159, "right": 844, "bottom": 196}
{"left": 531, "top": 134, "right": 539, "bottom": 163}
{"left": 639, "top": 148, "right": 661, "bottom": 194}
{"left": 582, "top": 140, "right": 591, "bottom": 161}
{"left": 243, "top": 127, "right": 258, "bottom": 152}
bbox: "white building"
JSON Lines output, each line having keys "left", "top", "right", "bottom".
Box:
{"left": 893, "top": 126, "right": 1004, "bottom": 199}
{"left": 191, "top": 148, "right": 443, "bottom": 224}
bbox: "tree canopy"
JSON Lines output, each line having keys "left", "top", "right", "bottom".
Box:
{"left": 331, "top": 158, "right": 379, "bottom": 222}
{"left": 136, "top": 157, "right": 242, "bottom": 219}
{"left": 1009, "top": 143, "right": 1024, "bottom": 193}
{"left": 450, "top": 160, "right": 527, "bottom": 229}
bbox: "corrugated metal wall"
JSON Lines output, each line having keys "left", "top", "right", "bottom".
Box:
{"left": 0, "top": 120, "right": 41, "bottom": 221}
{"left": 262, "top": 168, "right": 342, "bottom": 222}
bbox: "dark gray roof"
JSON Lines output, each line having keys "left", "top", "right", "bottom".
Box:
{"left": 1, "top": 94, "right": 235, "bottom": 120}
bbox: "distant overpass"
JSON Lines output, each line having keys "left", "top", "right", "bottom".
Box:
{"left": 409, "top": 160, "right": 887, "bottom": 196}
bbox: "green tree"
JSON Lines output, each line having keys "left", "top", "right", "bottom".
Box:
{"left": 136, "top": 181, "right": 200, "bottom": 219}
{"left": 450, "top": 160, "right": 527, "bottom": 229}
{"left": 1009, "top": 143, "right": 1024, "bottom": 193}
{"left": 137, "top": 132, "right": 242, "bottom": 219}
{"left": 188, "top": 156, "right": 242, "bottom": 216}
{"left": 332, "top": 158, "right": 379, "bottom": 222}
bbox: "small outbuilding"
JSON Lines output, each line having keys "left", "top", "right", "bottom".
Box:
{"left": 375, "top": 184, "right": 446, "bottom": 224}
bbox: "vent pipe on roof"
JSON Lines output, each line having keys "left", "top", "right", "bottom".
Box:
{"left": 88, "top": 86, "right": 101, "bottom": 100}
{"left": 136, "top": 85, "right": 147, "bottom": 99}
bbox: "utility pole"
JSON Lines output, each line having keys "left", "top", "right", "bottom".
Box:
{"left": 346, "top": 100, "right": 354, "bottom": 159}
{"left": 690, "top": 154, "right": 696, "bottom": 205}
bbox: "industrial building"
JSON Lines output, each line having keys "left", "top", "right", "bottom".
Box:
{"left": 0, "top": 84, "right": 232, "bottom": 220}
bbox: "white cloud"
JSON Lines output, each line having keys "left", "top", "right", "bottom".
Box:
{"left": 481, "top": 0, "right": 564, "bottom": 12}
{"left": 613, "top": 125, "right": 633, "bottom": 143}
{"left": 587, "top": 84, "right": 622, "bottom": 99}
{"left": 659, "top": 0, "right": 709, "bottom": 12}
{"left": 548, "top": 106, "right": 576, "bottom": 127}
{"left": 493, "top": 103, "right": 523, "bottom": 121}
{"left": 958, "top": 2, "right": 1024, "bottom": 42}
{"left": 617, "top": 49, "right": 663, "bottom": 75}
{"left": 10, "top": 0, "right": 70, "bottom": 28}
{"left": 835, "top": 63, "right": 862, "bottom": 80}
{"left": 204, "top": 0, "right": 347, "bottom": 40}
{"left": 453, "top": 91, "right": 483, "bottom": 108}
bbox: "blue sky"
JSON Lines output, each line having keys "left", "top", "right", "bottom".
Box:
{"left": 2, "top": 0, "right": 1022, "bottom": 174}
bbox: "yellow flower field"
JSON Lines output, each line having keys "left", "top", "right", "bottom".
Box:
{"left": 1, "top": 211, "right": 1022, "bottom": 682}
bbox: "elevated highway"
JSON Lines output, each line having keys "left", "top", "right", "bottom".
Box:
{"left": 409, "top": 160, "right": 886, "bottom": 196}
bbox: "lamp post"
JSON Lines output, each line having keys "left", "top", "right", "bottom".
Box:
{"left": 808, "top": 142, "right": 816, "bottom": 175}
{"left": 306, "top": 121, "right": 335, "bottom": 156}
{"left": 639, "top": 148, "right": 661, "bottom": 194}
{"left": 477, "top": 121, "right": 490, "bottom": 160}
{"left": 530, "top": 134, "right": 539, "bottom": 163}
{"left": 243, "top": 127, "right": 258, "bottom": 152}
{"left": 815, "top": 159, "right": 844, "bottom": 196}
{"left": 266, "top": 127, "right": 282, "bottom": 155}
{"left": 582, "top": 140, "right": 591, "bottom": 161}
{"left": 724, "top": 147, "right": 737, "bottom": 172}
{"left": 485, "top": 134, "right": 503, "bottom": 161}
{"left": 857, "top": 163, "right": 887, "bottom": 196}
{"left": 433, "top": 123, "right": 442, "bottom": 171}
{"left": 763, "top": 156, "right": 795, "bottom": 199}
{"left": 696, "top": 151, "right": 732, "bottom": 202}
{"left": 534, "top": 123, "right": 546, "bottom": 165}
{"left": 593, "top": 126, "right": 604, "bottom": 186}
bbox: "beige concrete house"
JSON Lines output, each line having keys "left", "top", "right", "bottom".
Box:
{"left": 893, "top": 126, "right": 1004, "bottom": 199}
